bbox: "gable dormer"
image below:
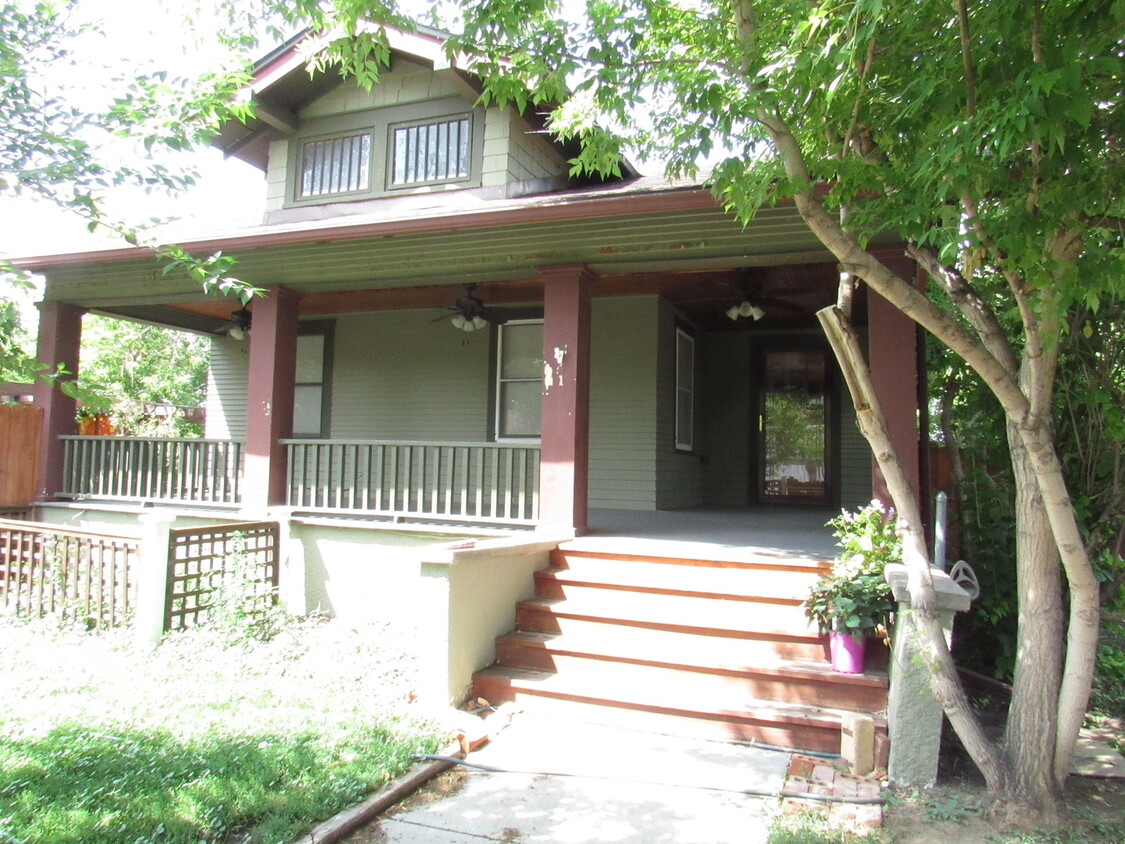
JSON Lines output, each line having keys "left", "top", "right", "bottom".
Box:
{"left": 213, "top": 26, "right": 609, "bottom": 226}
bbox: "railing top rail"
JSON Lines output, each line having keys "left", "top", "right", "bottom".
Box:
{"left": 0, "top": 518, "right": 141, "bottom": 544}
{"left": 60, "top": 435, "right": 244, "bottom": 446}
{"left": 281, "top": 438, "right": 541, "bottom": 449}
{"left": 168, "top": 521, "right": 279, "bottom": 538}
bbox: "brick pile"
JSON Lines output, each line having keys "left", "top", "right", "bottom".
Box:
{"left": 780, "top": 754, "right": 884, "bottom": 832}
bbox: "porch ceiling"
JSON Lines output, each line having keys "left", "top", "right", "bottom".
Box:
{"left": 29, "top": 183, "right": 896, "bottom": 332}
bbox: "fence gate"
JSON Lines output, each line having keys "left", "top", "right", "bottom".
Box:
{"left": 164, "top": 522, "right": 280, "bottom": 632}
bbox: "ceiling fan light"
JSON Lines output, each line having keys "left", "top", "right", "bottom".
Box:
{"left": 472, "top": 316, "right": 487, "bottom": 330}
{"left": 726, "top": 304, "right": 741, "bottom": 321}
{"left": 461, "top": 318, "right": 477, "bottom": 332}
{"left": 738, "top": 300, "right": 756, "bottom": 318}
{"left": 228, "top": 326, "right": 246, "bottom": 341}
{"left": 451, "top": 314, "right": 467, "bottom": 330}
{"left": 748, "top": 304, "right": 765, "bottom": 321}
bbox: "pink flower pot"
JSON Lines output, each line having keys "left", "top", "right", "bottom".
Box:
{"left": 829, "top": 631, "right": 866, "bottom": 674}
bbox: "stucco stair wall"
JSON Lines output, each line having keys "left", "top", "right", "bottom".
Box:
{"left": 472, "top": 545, "right": 888, "bottom": 753}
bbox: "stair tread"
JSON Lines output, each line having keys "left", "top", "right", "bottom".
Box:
{"left": 518, "top": 595, "right": 818, "bottom": 638}
{"left": 555, "top": 544, "right": 832, "bottom": 573}
{"left": 496, "top": 629, "right": 886, "bottom": 687}
{"left": 537, "top": 566, "right": 813, "bottom": 602}
{"left": 475, "top": 664, "right": 884, "bottom": 726}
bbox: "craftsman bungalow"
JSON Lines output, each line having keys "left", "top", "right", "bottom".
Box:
{"left": 16, "top": 25, "right": 926, "bottom": 750}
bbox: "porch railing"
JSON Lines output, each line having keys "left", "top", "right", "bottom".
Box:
{"left": 283, "top": 439, "right": 540, "bottom": 524}
{"left": 61, "top": 436, "right": 243, "bottom": 505}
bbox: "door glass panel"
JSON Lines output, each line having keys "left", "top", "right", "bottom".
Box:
{"left": 761, "top": 348, "right": 827, "bottom": 501}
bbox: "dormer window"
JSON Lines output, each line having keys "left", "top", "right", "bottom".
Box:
{"left": 286, "top": 98, "right": 484, "bottom": 208}
{"left": 390, "top": 115, "right": 471, "bottom": 188}
{"left": 298, "top": 132, "right": 373, "bottom": 199}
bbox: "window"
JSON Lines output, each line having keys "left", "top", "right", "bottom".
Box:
{"left": 675, "top": 327, "right": 694, "bottom": 451}
{"left": 496, "top": 320, "right": 543, "bottom": 440}
{"left": 298, "top": 132, "right": 372, "bottom": 199}
{"left": 287, "top": 99, "right": 483, "bottom": 207}
{"left": 390, "top": 115, "right": 471, "bottom": 187}
{"left": 292, "top": 323, "right": 334, "bottom": 437}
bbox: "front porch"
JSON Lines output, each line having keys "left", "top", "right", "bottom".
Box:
{"left": 56, "top": 432, "right": 838, "bottom": 554}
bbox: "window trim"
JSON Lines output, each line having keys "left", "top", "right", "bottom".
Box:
{"left": 285, "top": 98, "right": 485, "bottom": 208}
{"left": 290, "top": 321, "right": 335, "bottom": 439}
{"left": 674, "top": 326, "right": 695, "bottom": 452}
{"left": 494, "top": 318, "right": 544, "bottom": 444}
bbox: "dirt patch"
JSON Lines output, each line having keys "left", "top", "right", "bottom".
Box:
{"left": 884, "top": 776, "right": 1125, "bottom": 843}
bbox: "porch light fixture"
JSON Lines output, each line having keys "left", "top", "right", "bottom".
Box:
{"left": 726, "top": 300, "right": 765, "bottom": 321}
{"left": 451, "top": 313, "right": 488, "bottom": 332}
{"left": 228, "top": 307, "right": 252, "bottom": 340}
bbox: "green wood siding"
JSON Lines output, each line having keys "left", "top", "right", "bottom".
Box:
{"left": 328, "top": 310, "right": 491, "bottom": 441}
{"left": 205, "top": 337, "right": 249, "bottom": 440}
{"left": 588, "top": 297, "right": 659, "bottom": 510}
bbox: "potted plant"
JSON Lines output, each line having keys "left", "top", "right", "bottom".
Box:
{"left": 804, "top": 501, "right": 900, "bottom": 673}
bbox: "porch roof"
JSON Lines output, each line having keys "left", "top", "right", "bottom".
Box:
{"left": 18, "top": 175, "right": 899, "bottom": 333}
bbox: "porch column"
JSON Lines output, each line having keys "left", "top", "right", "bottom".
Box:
{"left": 242, "top": 286, "right": 302, "bottom": 514}
{"left": 866, "top": 253, "right": 923, "bottom": 512}
{"left": 34, "top": 301, "right": 85, "bottom": 499}
{"left": 537, "top": 264, "right": 595, "bottom": 536}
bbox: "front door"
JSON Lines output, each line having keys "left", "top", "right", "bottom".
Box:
{"left": 757, "top": 346, "right": 831, "bottom": 504}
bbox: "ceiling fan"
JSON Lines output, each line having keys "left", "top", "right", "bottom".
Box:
{"left": 677, "top": 273, "right": 822, "bottom": 322}
{"left": 433, "top": 284, "right": 508, "bottom": 332}
{"left": 215, "top": 306, "right": 252, "bottom": 340}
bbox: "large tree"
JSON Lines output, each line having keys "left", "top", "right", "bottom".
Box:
{"left": 300, "top": 0, "right": 1123, "bottom": 825}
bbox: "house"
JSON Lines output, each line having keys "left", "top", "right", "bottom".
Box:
{"left": 14, "top": 24, "right": 926, "bottom": 750}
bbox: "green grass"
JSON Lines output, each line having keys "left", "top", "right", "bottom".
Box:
{"left": 0, "top": 612, "right": 445, "bottom": 844}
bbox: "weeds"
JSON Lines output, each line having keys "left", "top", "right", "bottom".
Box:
{"left": 767, "top": 810, "right": 887, "bottom": 843}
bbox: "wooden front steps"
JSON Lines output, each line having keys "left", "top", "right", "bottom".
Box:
{"left": 472, "top": 545, "right": 888, "bottom": 753}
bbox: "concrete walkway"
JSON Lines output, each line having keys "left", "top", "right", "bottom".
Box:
{"left": 350, "top": 714, "right": 792, "bottom": 843}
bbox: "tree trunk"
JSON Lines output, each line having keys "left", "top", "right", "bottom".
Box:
{"left": 997, "top": 421, "right": 1065, "bottom": 826}
{"left": 818, "top": 306, "right": 1007, "bottom": 794}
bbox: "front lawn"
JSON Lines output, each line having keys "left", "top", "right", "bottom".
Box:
{"left": 0, "top": 613, "right": 444, "bottom": 844}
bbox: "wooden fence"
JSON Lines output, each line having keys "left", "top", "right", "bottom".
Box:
{"left": 61, "top": 436, "right": 243, "bottom": 505}
{"left": 165, "top": 522, "right": 280, "bottom": 631}
{"left": 284, "top": 439, "right": 540, "bottom": 524}
{"left": 0, "top": 518, "right": 139, "bottom": 627}
{"left": 0, "top": 405, "right": 42, "bottom": 509}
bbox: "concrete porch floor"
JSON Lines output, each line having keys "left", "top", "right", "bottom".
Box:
{"left": 579, "top": 507, "right": 839, "bottom": 561}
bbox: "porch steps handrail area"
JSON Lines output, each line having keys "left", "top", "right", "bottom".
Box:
{"left": 283, "top": 439, "right": 540, "bottom": 525}
{"left": 61, "top": 436, "right": 243, "bottom": 505}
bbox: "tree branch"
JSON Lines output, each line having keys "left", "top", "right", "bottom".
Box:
{"left": 955, "top": 0, "right": 977, "bottom": 117}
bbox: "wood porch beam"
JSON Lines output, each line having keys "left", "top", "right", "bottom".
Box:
{"left": 866, "top": 251, "right": 923, "bottom": 513}
{"left": 242, "top": 285, "right": 303, "bottom": 513}
{"left": 34, "top": 301, "right": 84, "bottom": 499}
{"left": 538, "top": 264, "right": 595, "bottom": 536}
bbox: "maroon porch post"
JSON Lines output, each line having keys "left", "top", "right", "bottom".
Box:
{"left": 242, "top": 286, "right": 302, "bottom": 513}
{"left": 538, "top": 264, "right": 595, "bottom": 536}
{"left": 866, "top": 253, "right": 922, "bottom": 512}
{"left": 34, "top": 301, "right": 85, "bottom": 499}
